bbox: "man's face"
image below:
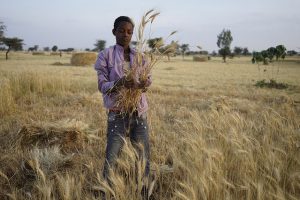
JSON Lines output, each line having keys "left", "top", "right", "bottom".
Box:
{"left": 113, "top": 21, "right": 133, "bottom": 48}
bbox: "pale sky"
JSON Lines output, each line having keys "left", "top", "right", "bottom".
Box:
{"left": 1, "top": 0, "right": 300, "bottom": 52}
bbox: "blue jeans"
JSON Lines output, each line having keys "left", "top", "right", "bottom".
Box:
{"left": 103, "top": 111, "right": 150, "bottom": 184}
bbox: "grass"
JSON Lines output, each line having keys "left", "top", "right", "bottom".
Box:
{"left": 0, "top": 52, "right": 300, "bottom": 199}
{"left": 255, "top": 79, "right": 289, "bottom": 89}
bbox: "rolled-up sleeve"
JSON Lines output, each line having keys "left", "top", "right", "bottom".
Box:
{"left": 145, "top": 74, "right": 152, "bottom": 87}
{"left": 94, "top": 51, "right": 115, "bottom": 94}
{"left": 143, "top": 58, "right": 152, "bottom": 87}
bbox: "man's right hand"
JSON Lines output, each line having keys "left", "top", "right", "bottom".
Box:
{"left": 115, "top": 76, "right": 135, "bottom": 89}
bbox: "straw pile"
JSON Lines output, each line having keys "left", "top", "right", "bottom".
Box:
{"left": 52, "top": 62, "right": 64, "bottom": 66}
{"left": 32, "top": 52, "right": 45, "bottom": 55}
{"left": 14, "top": 120, "right": 89, "bottom": 152}
{"left": 193, "top": 55, "right": 208, "bottom": 62}
{"left": 70, "top": 52, "right": 97, "bottom": 66}
{"left": 50, "top": 52, "right": 61, "bottom": 56}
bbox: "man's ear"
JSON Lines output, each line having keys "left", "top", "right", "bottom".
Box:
{"left": 112, "top": 29, "right": 116, "bottom": 36}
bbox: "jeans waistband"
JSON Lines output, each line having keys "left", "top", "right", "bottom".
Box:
{"left": 108, "top": 109, "right": 139, "bottom": 116}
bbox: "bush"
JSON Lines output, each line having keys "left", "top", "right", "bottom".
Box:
{"left": 255, "top": 79, "right": 288, "bottom": 89}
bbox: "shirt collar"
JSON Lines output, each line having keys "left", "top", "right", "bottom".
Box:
{"left": 115, "top": 44, "right": 136, "bottom": 54}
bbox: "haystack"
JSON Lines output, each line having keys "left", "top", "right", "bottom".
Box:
{"left": 70, "top": 52, "right": 97, "bottom": 66}
{"left": 15, "top": 121, "right": 89, "bottom": 152}
{"left": 32, "top": 52, "right": 45, "bottom": 55}
{"left": 193, "top": 55, "right": 208, "bottom": 62}
{"left": 50, "top": 52, "right": 61, "bottom": 56}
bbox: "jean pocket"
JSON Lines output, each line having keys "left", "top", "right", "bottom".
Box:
{"left": 108, "top": 112, "right": 117, "bottom": 122}
{"left": 141, "top": 112, "right": 147, "bottom": 120}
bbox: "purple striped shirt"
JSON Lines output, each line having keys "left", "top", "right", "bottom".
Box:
{"left": 94, "top": 44, "right": 151, "bottom": 115}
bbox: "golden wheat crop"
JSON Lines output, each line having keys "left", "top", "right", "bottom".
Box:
{"left": 0, "top": 52, "right": 300, "bottom": 199}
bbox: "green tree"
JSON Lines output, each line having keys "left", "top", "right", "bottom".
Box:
{"left": 252, "top": 52, "right": 264, "bottom": 64}
{"left": 94, "top": 40, "right": 106, "bottom": 51}
{"left": 52, "top": 45, "right": 58, "bottom": 52}
{"left": 217, "top": 29, "right": 233, "bottom": 62}
{"left": 211, "top": 50, "right": 217, "bottom": 56}
{"left": 0, "top": 21, "right": 6, "bottom": 44}
{"left": 2, "top": 37, "right": 23, "bottom": 60}
{"left": 242, "top": 47, "right": 249, "bottom": 56}
{"left": 131, "top": 41, "right": 138, "bottom": 48}
{"left": 261, "top": 50, "right": 270, "bottom": 65}
{"left": 266, "top": 47, "right": 276, "bottom": 61}
{"left": 275, "top": 45, "right": 286, "bottom": 61}
{"left": 287, "top": 50, "right": 298, "bottom": 56}
{"left": 234, "top": 46, "right": 243, "bottom": 56}
{"left": 147, "top": 37, "right": 163, "bottom": 52}
{"left": 34, "top": 45, "right": 39, "bottom": 51}
{"left": 161, "top": 41, "right": 178, "bottom": 61}
{"left": 218, "top": 47, "right": 231, "bottom": 62}
{"left": 180, "top": 44, "right": 189, "bottom": 60}
{"left": 43, "top": 47, "right": 50, "bottom": 52}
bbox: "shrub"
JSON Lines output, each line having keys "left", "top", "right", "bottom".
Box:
{"left": 255, "top": 79, "right": 288, "bottom": 89}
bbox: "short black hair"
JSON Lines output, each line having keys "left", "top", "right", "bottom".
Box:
{"left": 113, "top": 16, "right": 134, "bottom": 30}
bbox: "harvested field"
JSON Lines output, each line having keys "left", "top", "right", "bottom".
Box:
{"left": 0, "top": 52, "right": 300, "bottom": 199}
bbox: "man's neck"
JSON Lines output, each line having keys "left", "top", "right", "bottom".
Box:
{"left": 123, "top": 46, "right": 130, "bottom": 53}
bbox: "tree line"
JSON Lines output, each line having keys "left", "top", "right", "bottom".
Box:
{"left": 252, "top": 45, "right": 287, "bottom": 65}
{"left": 1, "top": 21, "right": 299, "bottom": 61}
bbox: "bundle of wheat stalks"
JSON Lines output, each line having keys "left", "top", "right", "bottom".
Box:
{"left": 116, "top": 10, "right": 176, "bottom": 114}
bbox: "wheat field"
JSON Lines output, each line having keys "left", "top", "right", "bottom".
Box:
{"left": 0, "top": 52, "right": 300, "bottom": 200}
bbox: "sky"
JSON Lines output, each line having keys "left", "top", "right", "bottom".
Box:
{"left": 1, "top": 0, "right": 300, "bottom": 52}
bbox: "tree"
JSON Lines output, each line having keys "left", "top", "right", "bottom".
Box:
{"left": 275, "top": 45, "right": 286, "bottom": 61}
{"left": 218, "top": 47, "right": 231, "bottom": 62}
{"left": 211, "top": 50, "right": 217, "bottom": 56}
{"left": 131, "top": 41, "right": 138, "bottom": 48}
{"left": 161, "top": 41, "right": 178, "bottom": 61}
{"left": 33, "top": 45, "right": 39, "bottom": 51}
{"left": 261, "top": 50, "right": 270, "bottom": 64}
{"left": 252, "top": 52, "right": 264, "bottom": 65}
{"left": 234, "top": 47, "right": 243, "bottom": 56}
{"left": 266, "top": 47, "right": 276, "bottom": 61}
{"left": 43, "top": 47, "right": 50, "bottom": 52}
{"left": 0, "top": 22, "right": 6, "bottom": 44}
{"left": 94, "top": 40, "right": 106, "bottom": 51}
{"left": 180, "top": 44, "right": 189, "bottom": 60}
{"left": 242, "top": 47, "right": 249, "bottom": 56}
{"left": 287, "top": 50, "right": 298, "bottom": 56}
{"left": 252, "top": 45, "right": 287, "bottom": 65}
{"left": 52, "top": 45, "right": 58, "bottom": 52}
{"left": 60, "top": 48, "right": 74, "bottom": 52}
{"left": 2, "top": 37, "right": 23, "bottom": 60}
{"left": 217, "top": 29, "right": 233, "bottom": 62}
{"left": 147, "top": 37, "right": 163, "bottom": 52}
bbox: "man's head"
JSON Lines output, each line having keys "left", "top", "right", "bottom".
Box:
{"left": 112, "top": 16, "right": 134, "bottom": 48}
